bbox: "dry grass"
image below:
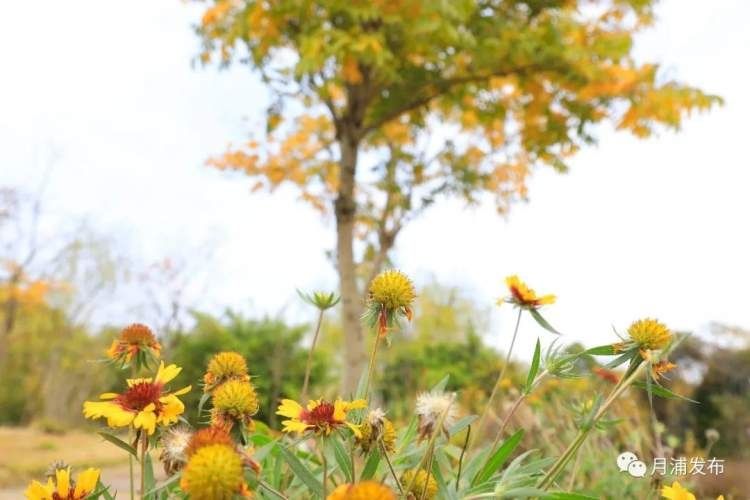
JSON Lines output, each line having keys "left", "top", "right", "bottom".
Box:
{"left": 0, "top": 426, "right": 128, "bottom": 487}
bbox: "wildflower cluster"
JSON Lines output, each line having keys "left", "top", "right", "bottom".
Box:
{"left": 25, "top": 270, "right": 701, "bottom": 499}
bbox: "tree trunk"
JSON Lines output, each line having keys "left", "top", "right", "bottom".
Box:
{"left": 335, "top": 135, "right": 366, "bottom": 395}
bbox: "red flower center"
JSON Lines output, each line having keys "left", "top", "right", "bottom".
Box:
{"left": 300, "top": 401, "right": 340, "bottom": 428}
{"left": 116, "top": 381, "right": 163, "bottom": 412}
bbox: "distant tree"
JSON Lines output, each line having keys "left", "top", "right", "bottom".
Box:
{"left": 196, "top": 0, "right": 721, "bottom": 391}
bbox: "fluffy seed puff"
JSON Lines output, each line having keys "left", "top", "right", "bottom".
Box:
{"left": 415, "top": 391, "right": 457, "bottom": 440}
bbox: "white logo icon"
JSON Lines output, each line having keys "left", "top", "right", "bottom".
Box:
{"left": 617, "top": 451, "right": 638, "bottom": 472}
{"left": 617, "top": 451, "right": 647, "bottom": 478}
{"left": 627, "top": 460, "right": 647, "bottom": 478}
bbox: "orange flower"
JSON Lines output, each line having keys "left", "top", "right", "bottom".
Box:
{"left": 500, "top": 275, "right": 555, "bottom": 309}
{"left": 106, "top": 323, "right": 161, "bottom": 366}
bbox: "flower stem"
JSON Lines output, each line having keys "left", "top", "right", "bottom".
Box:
{"left": 363, "top": 331, "right": 383, "bottom": 399}
{"left": 139, "top": 434, "right": 147, "bottom": 499}
{"left": 455, "top": 425, "right": 471, "bottom": 491}
{"left": 380, "top": 440, "right": 404, "bottom": 495}
{"left": 320, "top": 438, "right": 328, "bottom": 499}
{"left": 259, "top": 480, "right": 289, "bottom": 500}
{"left": 128, "top": 433, "right": 135, "bottom": 500}
{"left": 488, "top": 369, "right": 548, "bottom": 452}
{"left": 472, "top": 308, "right": 523, "bottom": 451}
{"left": 537, "top": 363, "right": 644, "bottom": 490}
{"left": 420, "top": 443, "right": 437, "bottom": 500}
{"left": 129, "top": 364, "right": 137, "bottom": 500}
{"left": 302, "top": 309, "right": 325, "bottom": 402}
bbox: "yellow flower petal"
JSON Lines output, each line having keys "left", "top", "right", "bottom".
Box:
{"left": 74, "top": 468, "right": 100, "bottom": 498}
{"left": 83, "top": 401, "right": 134, "bottom": 428}
{"left": 158, "top": 394, "right": 185, "bottom": 425}
{"left": 99, "top": 392, "right": 119, "bottom": 400}
{"left": 133, "top": 408, "right": 158, "bottom": 435}
{"left": 127, "top": 377, "right": 152, "bottom": 387}
{"left": 155, "top": 362, "right": 182, "bottom": 385}
{"left": 55, "top": 468, "right": 70, "bottom": 497}
{"left": 276, "top": 399, "right": 304, "bottom": 419}
{"left": 24, "top": 480, "right": 53, "bottom": 500}
{"left": 281, "top": 419, "right": 311, "bottom": 434}
{"left": 345, "top": 422, "right": 362, "bottom": 438}
{"left": 172, "top": 385, "right": 192, "bottom": 396}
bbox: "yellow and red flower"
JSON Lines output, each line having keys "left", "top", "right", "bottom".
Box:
{"left": 106, "top": 323, "right": 161, "bottom": 366}
{"left": 500, "top": 275, "right": 556, "bottom": 309}
{"left": 83, "top": 362, "right": 191, "bottom": 435}
{"left": 276, "top": 398, "right": 367, "bottom": 437}
{"left": 25, "top": 466, "right": 100, "bottom": 500}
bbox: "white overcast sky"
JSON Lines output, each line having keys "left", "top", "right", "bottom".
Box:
{"left": 1, "top": 0, "right": 748, "bottom": 358}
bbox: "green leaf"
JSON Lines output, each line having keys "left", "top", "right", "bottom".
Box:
{"left": 197, "top": 392, "right": 211, "bottom": 418}
{"left": 360, "top": 449, "right": 381, "bottom": 480}
{"left": 583, "top": 344, "right": 617, "bottom": 356}
{"left": 544, "top": 492, "right": 599, "bottom": 500}
{"left": 633, "top": 381, "right": 698, "bottom": 403}
{"left": 277, "top": 445, "right": 323, "bottom": 496}
{"left": 529, "top": 309, "right": 561, "bottom": 335}
{"left": 143, "top": 452, "right": 156, "bottom": 495}
{"left": 330, "top": 436, "right": 353, "bottom": 483}
{"left": 605, "top": 350, "right": 636, "bottom": 369}
{"left": 432, "top": 374, "right": 450, "bottom": 392}
{"left": 144, "top": 471, "right": 182, "bottom": 497}
{"left": 525, "top": 338, "right": 542, "bottom": 394}
{"left": 97, "top": 431, "right": 137, "bottom": 457}
{"left": 471, "top": 429, "right": 524, "bottom": 486}
{"left": 448, "top": 414, "right": 477, "bottom": 437}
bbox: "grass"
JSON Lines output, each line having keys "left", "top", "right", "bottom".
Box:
{"left": 0, "top": 426, "right": 129, "bottom": 487}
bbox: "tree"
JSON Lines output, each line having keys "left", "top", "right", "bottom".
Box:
{"left": 195, "top": 0, "right": 721, "bottom": 392}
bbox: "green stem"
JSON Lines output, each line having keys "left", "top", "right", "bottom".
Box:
{"left": 471, "top": 308, "right": 522, "bottom": 451}
{"left": 139, "top": 434, "right": 147, "bottom": 499}
{"left": 380, "top": 440, "right": 404, "bottom": 495}
{"left": 420, "top": 443, "right": 437, "bottom": 500}
{"left": 301, "top": 309, "right": 325, "bottom": 402}
{"left": 259, "top": 480, "right": 289, "bottom": 500}
{"left": 321, "top": 438, "right": 328, "bottom": 499}
{"left": 129, "top": 364, "right": 137, "bottom": 500}
{"left": 363, "top": 331, "right": 383, "bottom": 400}
{"left": 455, "top": 425, "right": 471, "bottom": 492}
{"left": 489, "top": 370, "right": 548, "bottom": 452}
{"left": 128, "top": 436, "right": 135, "bottom": 500}
{"left": 537, "top": 363, "right": 644, "bottom": 490}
